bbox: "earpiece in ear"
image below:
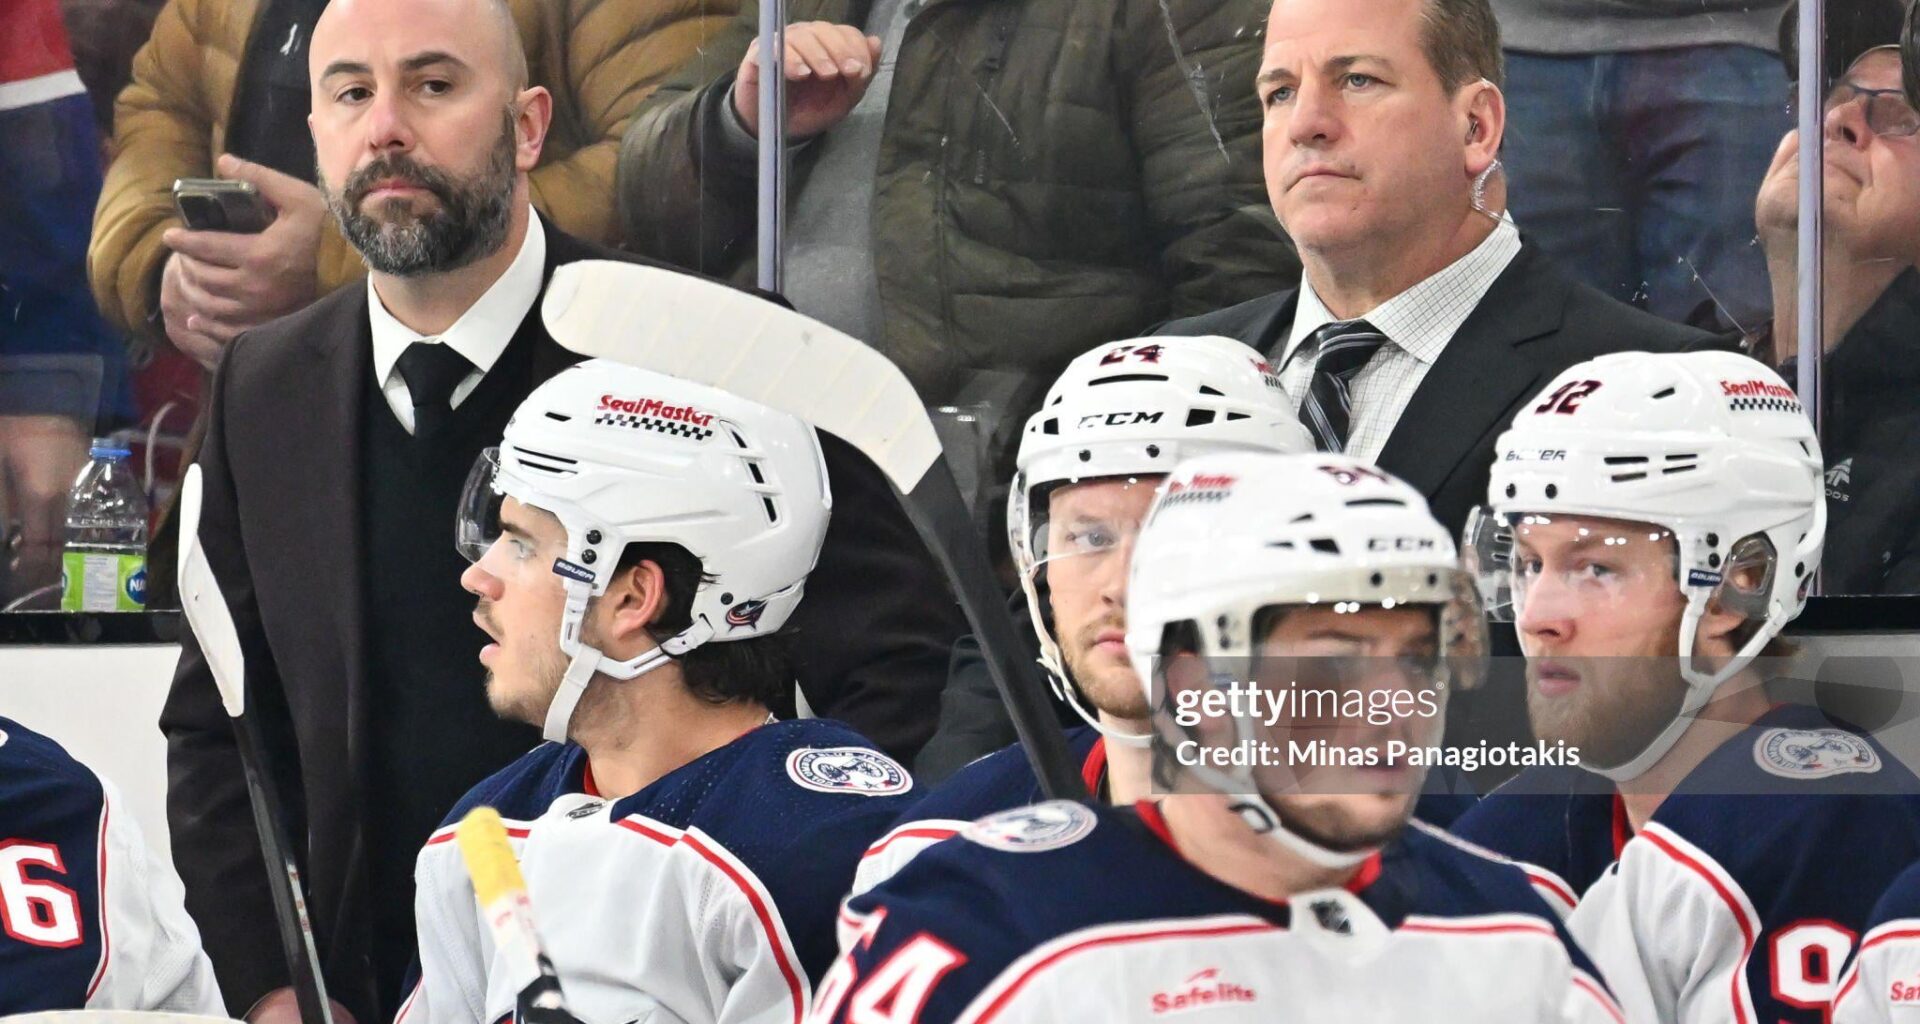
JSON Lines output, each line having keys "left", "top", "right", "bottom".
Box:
{"left": 1467, "top": 117, "right": 1480, "bottom": 142}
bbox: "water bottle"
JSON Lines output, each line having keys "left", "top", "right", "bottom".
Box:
{"left": 60, "top": 443, "right": 149, "bottom": 612}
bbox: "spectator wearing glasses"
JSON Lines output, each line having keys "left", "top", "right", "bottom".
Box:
{"left": 1753, "top": 18, "right": 1920, "bottom": 594}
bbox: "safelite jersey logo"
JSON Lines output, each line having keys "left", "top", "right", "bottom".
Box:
{"left": 786, "top": 747, "right": 912, "bottom": 796}
{"left": 1149, "top": 968, "right": 1258, "bottom": 1015}
{"left": 1753, "top": 727, "right": 1882, "bottom": 779}
{"left": 594, "top": 394, "right": 717, "bottom": 441}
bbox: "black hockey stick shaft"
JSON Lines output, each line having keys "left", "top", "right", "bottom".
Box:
{"left": 904, "top": 462, "right": 1087, "bottom": 802}
{"left": 231, "top": 714, "right": 335, "bottom": 1024}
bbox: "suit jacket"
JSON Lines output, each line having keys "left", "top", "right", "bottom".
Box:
{"left": 1157, "top": 242, "right": 1717, "bottom": 537}
{"left": 914, "top": 242, "right": 1721, "bottom": 782}
{"left": 159, "top": 228, "right": 966, "bottom": 1019}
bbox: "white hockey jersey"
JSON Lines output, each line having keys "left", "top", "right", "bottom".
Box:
{"left": 0, "top": 716, "right": 224, "bottom": 1015}
{"left": 1462, "top": 705, "right": 1920, "bottom": 1024}
{"left": 398, "top": 719, "right": 915, "bottom": 1024}
{"left": 812, "top": 800, "right": 1622, "bottom": 1024}
{"left": 1834, "top": 860, "right": 1920, "bottom": 1024}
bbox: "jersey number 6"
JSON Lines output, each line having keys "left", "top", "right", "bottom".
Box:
{"left": 0, "top": 840, "right": 83, "bottom": 948}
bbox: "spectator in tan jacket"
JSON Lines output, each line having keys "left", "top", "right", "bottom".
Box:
{"left": 88, "top": 0, "right": 734, "bottom": 370}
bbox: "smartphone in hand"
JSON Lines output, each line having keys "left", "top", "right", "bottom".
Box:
{"left": 172, "top": 178, "right": 274, "bottom": 233}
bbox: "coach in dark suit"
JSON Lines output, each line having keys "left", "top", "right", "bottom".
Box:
{"left": 160, "top": 1, "right": 963, "bottom": 1020}
{"left": 1159, "top": 0, "right": 1713, "bottom": 538}
{"left": 916, "top": 0, "right": 1717, "bottom": 781}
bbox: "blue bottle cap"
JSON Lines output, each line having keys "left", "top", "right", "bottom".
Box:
{"left": 89, "top": 446, "right": 133, "bottom": 460}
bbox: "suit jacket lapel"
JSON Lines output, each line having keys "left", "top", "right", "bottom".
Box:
{"left": 294, "top": 287, "right": 372, "bottom": 799}
{"left": 1375, "top": 246, "right": 1566, "bottom": 497}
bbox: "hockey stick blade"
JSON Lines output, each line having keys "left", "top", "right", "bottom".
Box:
{"left": 455, "top": 809, "right": 581, "bottom": 1024}
{"left": 176, "top": 465, "right": 336, "bottom": 1024}
{"left": 542, "top": 262, "right": 1086, "bottom": 801}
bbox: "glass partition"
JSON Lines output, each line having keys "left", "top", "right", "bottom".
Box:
{"left": 2, "top": 0, "right": 1914, "bottom": 643}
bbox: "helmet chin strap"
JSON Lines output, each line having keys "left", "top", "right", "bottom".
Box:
{"left": 1228, "top": 796, "right": 1377, "bottom": 871}
{"left": 1583, "top": 603, "right": 1777, "bottom": 783}
{"left": 1050, "top": 659, "right": 1152, "bottom": 748}
{"left": 540, "top": 620, "right": 717, "bottom": 744}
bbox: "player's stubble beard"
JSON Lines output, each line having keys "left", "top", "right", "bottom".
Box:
{"left": 1061, "top": 617, "right": 1149, "bottom": 721}
{"left": 320, "top": 107, "right": 518, "bottom": 277}
{"left": 1526, "top": 619, "right": 1690, "bottom": 772}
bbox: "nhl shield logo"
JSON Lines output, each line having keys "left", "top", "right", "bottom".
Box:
{"left": 963, "top": 801, "right": 1098, "bottom": 853}
{"left": 786, "top": 747, "right": 912, "bottom": 796}
{"left": 1753, "top": 728, "right": 1882, "bottom": 779}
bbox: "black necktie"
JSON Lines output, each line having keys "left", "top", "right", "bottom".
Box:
{"left": 1297, "top": 319, "right": 1388, "bottom": 453}
{"left": 395, "top": 341, "right": 474, "bottom": 437}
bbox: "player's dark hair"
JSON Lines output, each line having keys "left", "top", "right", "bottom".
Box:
{"left": 1418, "top": 0, "right": 1505, "bottom": 92}
{"left": 618, "top": 542, "right": 794, "bottom": 710}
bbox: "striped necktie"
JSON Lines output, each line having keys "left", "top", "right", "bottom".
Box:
{"left": 1297, "top": 319, "right": 1388, "bottom": 453}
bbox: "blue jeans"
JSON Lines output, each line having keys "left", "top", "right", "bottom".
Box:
{"left": 1501, "top": 46, "right": 1790, "bottom": 327}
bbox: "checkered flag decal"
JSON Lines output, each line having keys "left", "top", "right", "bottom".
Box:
{"left": 1727, "top": 396, "right": 1803, "bottom": 415}
{"left": 595, "top": 411, "right": 716, "bottom": 441}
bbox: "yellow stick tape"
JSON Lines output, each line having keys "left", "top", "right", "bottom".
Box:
{"left": 456, "top": 807, "right": 528, "bottom": 908}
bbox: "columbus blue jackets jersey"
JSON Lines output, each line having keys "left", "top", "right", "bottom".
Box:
{"left": 0, "top": 717, "right": 223, "bottom": 1014}
{"left": 1834, "top": 861, "right": 1920, "bottom": 1023}
{"left": 812, "top": 800, "right": 1622, "bottom": 1023}
{"left": 1456, "top": 704, "right": 1920, "bottom": 1023}
{"left": 853, "top": 727, "right": 1106, "bottom": 896}
{"left": 400, "top": 718, "right": 916, "bottom": 1024}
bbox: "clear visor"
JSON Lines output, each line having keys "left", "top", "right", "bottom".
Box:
{"left": 1021, "top": 476, "right": 1159, "bottom": 600}
{"left": 1148, "top": 588, "right": 1485, "bottom": 802}
{"left": 456, "top": 447, "right": 505, "bottom": 564}
{"left": 1465, "top": 509, "right": 1681, "bottom": 625}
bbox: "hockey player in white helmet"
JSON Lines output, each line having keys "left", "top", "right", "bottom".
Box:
{"left": 398, "top": 360, "right": 917, "bottom": 1024}
{"left": 811, "top": 453, "right": 1624, "bottom": 1024}
{"left": 1450, "top": 349, "right": 1920, "bottom": 1024}
{"left": 854, "top": 336, "right": 1311, "bottom": 893}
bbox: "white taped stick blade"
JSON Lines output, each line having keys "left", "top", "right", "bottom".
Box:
{"left": 540, "top": 261, "right": 942, "bottom": 494}
{"left": 176, "top": 466, "right": 248, "bottom": 719}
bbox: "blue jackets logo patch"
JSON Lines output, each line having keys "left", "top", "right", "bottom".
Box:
{"left": 1753, "top": 727, "right": 1882, "bottom": 779}
{"left": 963, "top": 801, "right": 1097, "bottom": 853}
{"left": 726, "top": 599, "right": 768, "bottom": 631}
{"left": 786, "top": 747, "right": 912, "bottom": 796}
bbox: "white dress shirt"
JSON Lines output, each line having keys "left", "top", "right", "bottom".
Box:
{"left": 1280, "top": 215, "right": 1522, "bottom": 461}
{"left": 368, "top": 210, "right": 548, "bottom": 434}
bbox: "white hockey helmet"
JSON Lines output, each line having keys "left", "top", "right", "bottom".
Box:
{"left": 1467, "top": 350, "right": 1825, "bottom": 780}
{"left": 457, "top": 359, "right": 832, "bottom": 742}
{"left": 1126, "top": 452, "right": 1484, "bottom": 868}
{"left": 1008, "top": 335, "right": 1313, "bottom": 745}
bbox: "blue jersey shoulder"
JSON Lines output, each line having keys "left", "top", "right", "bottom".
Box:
{"left": 1868, "top": 861, "right": 1920, "bottom": 930}
{"left": 843, "top": 801, "right": 1224, "bottom": 1023}
{"left": 891, "top": 726, "right": 1100, "bottom": 828}
{"left": 0, "top": 717, "right": 110, "bottom": 1012}
{"left": 613, "top": 718, "right": 917, "bottom": 981}
{"left": 1654, "top": 705, "right": 1920, "bottom": 878}
{"left": 437, "top": 740, "right": 585, "bottom": 829}
{"left": 1450, "top": 764, "right": 1616, "bottom": 897}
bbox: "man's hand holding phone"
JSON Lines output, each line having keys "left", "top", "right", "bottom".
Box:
{"left": 161, "top": 154, "right": 328, "bottom": 370}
